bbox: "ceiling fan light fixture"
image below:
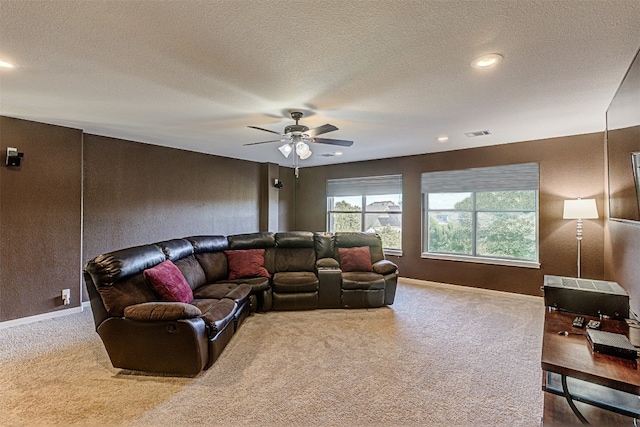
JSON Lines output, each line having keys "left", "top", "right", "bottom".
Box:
{"left": 278, "top": 143, "right": 292, "bottom": 158}
{"left": 296, "top": 141, "right": 310, "bottom": 157}
{"left": 299, "top": 150, "right": 312, "bottom": 160}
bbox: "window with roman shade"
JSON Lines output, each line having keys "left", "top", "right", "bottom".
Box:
{"left": 421, "top": 163, "right": 539, "bottom": 267}
{"left": 327, "top": 174, "right": 403, "bottom": 252}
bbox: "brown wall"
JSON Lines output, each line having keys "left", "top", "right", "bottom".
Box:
{"left": 294, "top": 132, "right": 606, "bottom": 297}
{"left": 0, "top": 117, "right": 83, "bottom": 321}
{"left": 0, "top": 114, "right": 611, "bottom": 321}
{"left": 83, "top": 134, "right": 263, "bottom": 263}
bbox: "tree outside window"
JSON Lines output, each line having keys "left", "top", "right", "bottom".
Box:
{"left": 328, "top": 194, "right": 402, "bottom": 251}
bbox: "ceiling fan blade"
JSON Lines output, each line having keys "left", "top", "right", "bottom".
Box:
{"left": 311, "top": 137, "right": 354, "bottom": 147}
{"left": 243, "top": 139, "right": 285, "bottom": 146}
{"left": 306, "top": 124, "right": 338, "bottom": 137}
{"left": 248, "top": 125, "right": 282, "bottom": 135}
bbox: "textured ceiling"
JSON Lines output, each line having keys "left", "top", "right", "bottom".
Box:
{"left": 1, "top": 1, "right": 639, "bottom": 169}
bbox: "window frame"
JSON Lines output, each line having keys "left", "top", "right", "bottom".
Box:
{"left": 326, "top": 175, "right": 403, "bottom": 254}
{"left": 421, "top": 165, "right": 540, "bottom": 268}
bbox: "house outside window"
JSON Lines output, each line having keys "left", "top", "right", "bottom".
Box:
{"left": 421, "top": 163, "right": 539, "bottom": 267}
{"left": 327, "top": 175, "right": 402, "bottom": 252}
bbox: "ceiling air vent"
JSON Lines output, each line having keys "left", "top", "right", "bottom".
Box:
{"left": 316, "top": 153, "right": 335, "bottom": 157}
{"left": 465, "top": 130, "right": 492, "bottom": 138}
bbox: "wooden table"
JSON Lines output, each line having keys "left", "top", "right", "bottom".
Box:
{"left": 541, "top": 309, "right": 640, "bottom": 424}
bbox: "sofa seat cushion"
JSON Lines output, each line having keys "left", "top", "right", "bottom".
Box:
{"left": 193, "top": 283, "right": 251, "bottom": 305}
{"left": 272, "top": 272, "right": 319, "bottom": 293}
{"left": 218, "top": 276, "right": 270, "bottom": 293}
{"left": 341, "top": 272, "right": 385, "bottom": 290}
{"left": 192, "top": 298, "right": 237, "bottom": 335}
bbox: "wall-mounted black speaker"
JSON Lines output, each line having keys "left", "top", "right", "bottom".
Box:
{"left": 5, "top": 147, "right": 24, "bottom": 166}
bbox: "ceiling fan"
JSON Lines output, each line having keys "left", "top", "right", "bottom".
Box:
{"left": 245, "top": 111, "right": 354, "bottom": 177}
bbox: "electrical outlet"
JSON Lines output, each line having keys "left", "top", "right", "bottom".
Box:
{"left": 61, "top": 289, "right": 71, "bottom": 305}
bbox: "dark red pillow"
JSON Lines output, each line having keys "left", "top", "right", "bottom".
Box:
{"left": 338, "top": 246, "right": 373, "bottom": 272}
{"left": 224, "top": 249, "right": 271, "bottom": 280}
{"left": 143, "top": 260, "right": 194, "bottom": 303}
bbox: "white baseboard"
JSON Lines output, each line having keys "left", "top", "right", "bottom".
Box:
{"left": 0, "top": 304, "right": 86, "bottom": 330}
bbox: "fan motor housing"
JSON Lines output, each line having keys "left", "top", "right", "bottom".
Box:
{"left": 284, "top": 124, "right": 309, "bottom": 135}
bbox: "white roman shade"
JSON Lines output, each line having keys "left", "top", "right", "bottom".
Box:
{"left": 327, "top": 174, "right": 403, "bottom": 197}
{"left": 421, "top": 163, "right": 539, "bottom": 193}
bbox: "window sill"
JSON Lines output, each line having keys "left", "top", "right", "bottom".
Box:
{"left": 421, "top": 252, "right": 540, "bottom": 269}
{"left": 384, "top": 249, "right": 403, "bottom": 257}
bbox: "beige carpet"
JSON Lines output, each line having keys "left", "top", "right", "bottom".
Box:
{"left": 0, "top": 279, "right": 544, "bottom": 426}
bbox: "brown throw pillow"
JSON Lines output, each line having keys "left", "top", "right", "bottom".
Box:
{"left": 143, "top": 260, "right": 194, "bottom": 303}
{"left": 338, "top": 246, "right": 373, "bottom": 272}
{"left": 224, "top": 249, "right": 271, "bottom": 280}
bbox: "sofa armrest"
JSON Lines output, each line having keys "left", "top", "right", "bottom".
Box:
{"left": 373, "top": 259, "right": 398, "bottom": 275}
{"left": 124, "top": 302, "right": 202, "bottom": 321}
{"left": 316, "top": 257, "right": 340, "bottom": 269}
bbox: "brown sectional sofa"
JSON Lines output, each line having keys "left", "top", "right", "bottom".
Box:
{"left": 83, "top": 231, "right": 398, "bottom": 375}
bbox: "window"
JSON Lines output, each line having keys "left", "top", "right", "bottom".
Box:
{"left": 327, "top": 175, "right": 402, "bottom": 252}
{"left": 421, "top": 163, "right": 539, "bottom": 267}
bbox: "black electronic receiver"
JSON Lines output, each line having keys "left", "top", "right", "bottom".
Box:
{"left": 586, "top": 329, "right": 638, "bottom": 360}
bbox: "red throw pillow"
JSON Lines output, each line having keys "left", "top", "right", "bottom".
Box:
{"left": 224, "top": 249, "right": 271, "bottom": 280}
{"left": 338, "top": 246, "right": 373, "bottom": 272}
{"left": 143, "top": 260, "right": 194, "bottom": 303}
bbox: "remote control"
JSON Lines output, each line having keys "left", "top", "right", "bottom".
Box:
{"left": 572, "top": 316, "right": 585, "bottom": 328}
{"left": 587, "top": 320, "right": 601, "bottom": 330}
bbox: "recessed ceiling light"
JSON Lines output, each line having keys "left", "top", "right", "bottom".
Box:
{"left": 334, "top": 151, "right": 343, "bottom": 156}
{"left": 470, "top": 54, "right": 503, "bottom": 69}
{"left": 0, "top": 60, "right": 17, "bottom": 69}
{"left": 436, "top": 136, "right": 449, "bottom": 143}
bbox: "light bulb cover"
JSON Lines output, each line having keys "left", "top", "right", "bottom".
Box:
{"left": 296, "top": 142, "right": 310, "bottom": 156}
{"left": 299, "top": 150, "right": 312, "bottom": 160}
{"left": 278, "top": 143, "right": 292, "bottom": 158}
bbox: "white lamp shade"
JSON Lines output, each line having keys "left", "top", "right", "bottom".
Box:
{"left": 299, "top": 149, "right": 312, "bottom": 160}
{"left": 278, "top": 143, "right": 292, "bottom": 158}
{"left": 296, "top": 142, "right": 310, "bottom": 157}
{"left": 563, "top": 198, "right": 598, "bottom": 219}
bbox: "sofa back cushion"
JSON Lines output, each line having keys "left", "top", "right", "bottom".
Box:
{"left": 224, "top": 249, "right": 271, "bottom": 280}
{"left": 228, "top": 232, "right": 276, "bottom": 250}
{"left": 314, "top": 232, "right": 336, "bottom": 259}
{"left": 155, "top": 238, "right": 194, "bottom": 261}
{"left": 97, "top": 273, "right": 158, "bottom": 317}
{"left": 174, "top": 254, "right": 207, "bottom": 290}
{"left": 196, "top": 252, "right": 228, "bottom": 283}
{"left": 187, "top": 235, "right": 229, "bottom": 253}
{"left": 85, "top": 244, "right": 166, "bottom": 317}
{"left": 274, "top": 232, "right": 316, "bottom": 272}
{"left": 143, "top": 260, "right": 194, "bottom": 303}
{"left": 275, "top": 247, "right": 316, "bottom": 272}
